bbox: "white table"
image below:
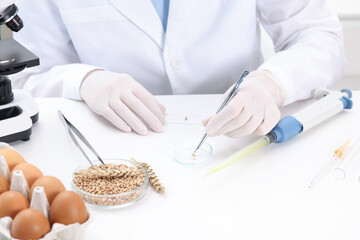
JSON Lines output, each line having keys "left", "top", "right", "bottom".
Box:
{"left": 10, "top": 93, "right": 360, "bottom": 240}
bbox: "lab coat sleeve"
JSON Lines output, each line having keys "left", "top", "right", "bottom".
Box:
{"left": 256, "top": 0, "right": 345, "bottom": 105}
{"left": 10, "top": 0, "right": 101, "bottom": 100}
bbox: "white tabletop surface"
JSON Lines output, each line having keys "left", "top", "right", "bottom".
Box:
{"left": 9, "top": 93, "right": 360, "bottom": 240}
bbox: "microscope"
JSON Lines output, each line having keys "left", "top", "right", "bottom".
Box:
{"left": 0, "top": 1, "right": 40, "bottom": 143}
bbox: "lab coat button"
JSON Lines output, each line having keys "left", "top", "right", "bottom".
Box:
{"left": 171, "top": 58, "right": 182, "bottom": 69}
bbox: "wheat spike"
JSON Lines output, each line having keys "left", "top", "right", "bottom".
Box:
{"left": 131, "top": 158, "right": 165, "bottom": 194}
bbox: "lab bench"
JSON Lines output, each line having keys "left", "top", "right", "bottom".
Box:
{"left": 9, "top": 93, "right": 360, "bottom": 240}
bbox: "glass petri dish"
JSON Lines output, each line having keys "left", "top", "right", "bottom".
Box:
{"left": 71, "top": 158, "right": 149, "bottom": 209}
{"left": 172, "top": 141, "right": 212, "bottom": 165}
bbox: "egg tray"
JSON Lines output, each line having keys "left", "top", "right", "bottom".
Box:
{"left": 0, "top": 209, "right": 93, "bottom": 240}
{"left": 0, "top": 169, "right": 93, "bottom": 240}
{"left": 0, "top": 144, "right": 93, "bottom": 240}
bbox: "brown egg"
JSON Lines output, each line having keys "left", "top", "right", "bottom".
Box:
{"left": 9, "top": 163, "right": 43, "bottom": 188}
{"left": 11, "top": 208, "right": 50, "bottom": 240}
{"left": 50, "top": 191, "right": 88, "bottom": 225}
{"left": 0, "top": 191, "right": 29, "bottom": 218}
{"left": 0, "top": 148, "right": 26, "bottom": 171}
{"left": 0, "top": 175, "right": 9, "bottom": 194}
{"left": 29, "top": 176, "right": 66, "bottom": 205}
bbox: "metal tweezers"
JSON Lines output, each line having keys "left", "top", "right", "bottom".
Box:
{"left": 58, "top": 110, "right": 104, "bottom": 166}
{"left": 193, "top": 70, "right": 249, "bottom": 154}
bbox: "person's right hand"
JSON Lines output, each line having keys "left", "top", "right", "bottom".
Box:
{"left": 80, "top": 70, "right": 166, "bottom": 135}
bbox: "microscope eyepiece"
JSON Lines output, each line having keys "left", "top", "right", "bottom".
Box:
{"left": 0, "top": 4, "right": 23, "bottom": 32}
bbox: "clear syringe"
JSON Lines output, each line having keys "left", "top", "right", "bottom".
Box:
{"left": 333, "top": 137, "right": 360, "bottom": 180}
{"left": 308, "top": 139, "right": 351, "bottom": 188}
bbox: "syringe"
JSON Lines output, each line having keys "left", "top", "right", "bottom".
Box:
{"left": 333, "top": 137, "right": 360, "bottom": 180}
{"left": 308, "top": 139, "right": 351, "bottom": 188}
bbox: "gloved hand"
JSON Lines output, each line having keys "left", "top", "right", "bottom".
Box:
{"left": 80, "top": 70, "right": 166, "bottom": 135}
{"left": 203, "top": 70, "right": 285, "bottom": 138}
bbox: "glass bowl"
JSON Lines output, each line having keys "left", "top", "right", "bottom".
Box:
{"left": 71, "top": 158, "right": 149, "bottom": 209}
{"left": 172, "top": 141, "right": 213, "bottom": 165}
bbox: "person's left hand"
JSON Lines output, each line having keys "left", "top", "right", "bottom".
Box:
{"left": 203, "top": 70, "right": 285, "bottom": 138}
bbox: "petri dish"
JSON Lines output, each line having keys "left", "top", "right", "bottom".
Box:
{"left": 71, "top": 158, "right": 149, "bottom": 209}
{"left": 172, "top": 141, "right": 212, "bottom": 165}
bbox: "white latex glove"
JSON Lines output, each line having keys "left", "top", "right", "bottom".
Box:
{"left": 203, "top": 70, "right": 285, "bottom": 138}
{"left": 80, "top": 70, "right": 166, "bottom": 135}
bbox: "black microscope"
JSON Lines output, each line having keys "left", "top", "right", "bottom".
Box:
{"left": 0, "top": 3, "right": 40, "bottom": 143}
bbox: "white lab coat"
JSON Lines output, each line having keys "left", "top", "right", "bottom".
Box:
{"left": 11, "top": 0, "right": 345, "bottom": 105}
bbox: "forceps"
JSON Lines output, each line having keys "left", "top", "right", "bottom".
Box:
{"left": 58, "top": 110, "right": 105, "bottom": 166}
{"left": 193, "top": 70, "right": 249, "bottom": 154}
